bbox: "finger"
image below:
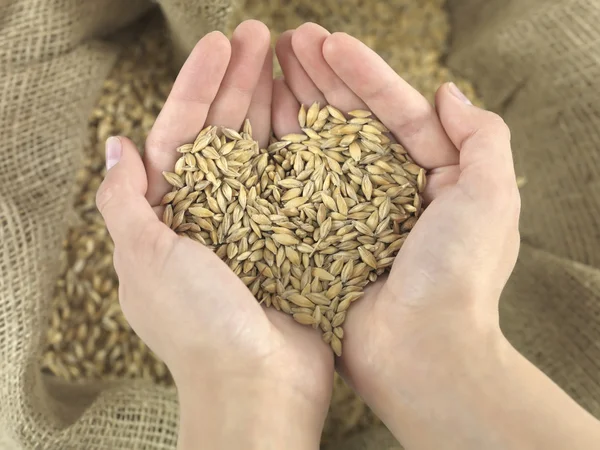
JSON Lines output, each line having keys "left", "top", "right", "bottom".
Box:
{"left": 276, "top": 30, "right": 326, "bottom": 106}
{"left": 205, "top": 20, "right": 271, "bottom": 130}
{"left": 436, "top": 82, "right": 518, "bottom": 204}
{"left": 292, "top": 23, "right": 366, "bottom": 112}
{"left": 322, "top": 32, "right": 458, "bottom": 169}
{"left": 272, "top": 78, "right": 302, "bottom": 139}
{"left": 145, "top": 31, "right": 231, "bottom": 206}
{"left": 246, "top": 46, "right": 274, "bottom": 149}
{"left": 97, "top": 137, "right": 168, "bottom": 252}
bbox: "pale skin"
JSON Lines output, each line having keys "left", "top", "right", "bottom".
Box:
{"left": 96, "top": 20, "right": 600, "bottom": 450}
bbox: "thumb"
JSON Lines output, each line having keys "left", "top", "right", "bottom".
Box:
{"left": 96, "top": 136, "right": 160, "bottom": 250}
{"left": 436, "top": 82, "right": 518, "bottom": 205}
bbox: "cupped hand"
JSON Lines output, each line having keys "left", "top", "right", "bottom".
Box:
{"left": 97, "top": 21, "right": 332, "bottom": 449}
{"left": 275, "top": 22, "right": 521, "bottom": 440}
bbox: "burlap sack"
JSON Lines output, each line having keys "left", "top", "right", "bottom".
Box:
{"left": 1, "top": 1, "right": 599, "bottom": 450}
{"left": 0, "top": 1, "right": 232, "bottom": 448}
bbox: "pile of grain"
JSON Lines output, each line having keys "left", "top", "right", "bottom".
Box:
{"left": 43, "top": 2, "right": 481, "bottom": 443}
{"left": 160, "top": 106, "right": 424, "bottom": 356}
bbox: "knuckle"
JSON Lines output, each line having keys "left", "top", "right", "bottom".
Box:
{"left": 132, "top": 221, "right": 177, "bottom": 266}
{"left": 485, "top": 178, "right": 521, "bottom": 214}
{"left": 466, "top": 168, "right": 519, "bottom": 212}
{"left": 394, "top": 101, "right": 436, "bottom": 139}
{"left": 482, "top": 111, "right": 511, "bottom": 140}
{"left": 129, "top": 221, "right": 158, "bottom": 255}
{"left": 220, "top": 80, "right": 255, "bottom": 98}
{"left": 145, "top": 132, "right": 175, "bottom": 156}
{"left": 95, "top": 182, "right": 116, "bottom": 216}
{"left": 111, "top": 222, "right": 176, "bottom": 281}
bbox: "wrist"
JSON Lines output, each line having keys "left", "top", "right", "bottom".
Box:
{"left": 367, "top": 284, "right": 506, "bottom": 397}
{"left": 176, "top": 374, "right": 324, "bottom": 450}
{"left": 354, "top": 309, "right": 513, "bottom": 446}
{"left": 358, "top": 313, "right": 600, "bottom": 450}
{"left": 343, "top": 289, "right": 510, "bottom": 417}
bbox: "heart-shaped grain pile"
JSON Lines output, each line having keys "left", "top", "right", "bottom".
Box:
{"left": 160, "top": 103, "right": 425, "bottom": 356}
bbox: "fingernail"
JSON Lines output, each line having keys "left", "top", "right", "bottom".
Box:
{"left": 105, "top": 137, "right": 122, "bottom": 171}
{"left": 448, "top": 82, "right": 472, "bottom": 105}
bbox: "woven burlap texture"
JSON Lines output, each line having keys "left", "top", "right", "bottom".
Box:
{"left": 0, "top": 1, "right": 234, "bottom": 448}
{"left": 1, "top": 1, "right": 599, "bottom": 450}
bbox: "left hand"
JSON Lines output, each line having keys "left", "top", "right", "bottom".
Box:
{"left": 97, "top": 21, "right": 333, "bottom": 449}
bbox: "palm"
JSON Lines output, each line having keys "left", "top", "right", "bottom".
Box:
{"left": 140, "top": 20, "right": 333, "bottom": 404}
